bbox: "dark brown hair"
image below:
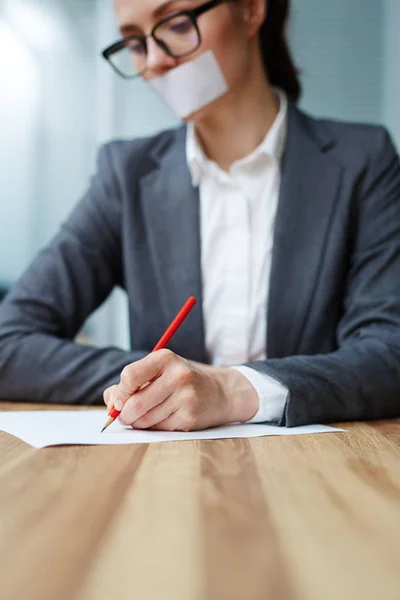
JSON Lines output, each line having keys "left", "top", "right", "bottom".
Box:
{"left": 259, "top": 0, "right": 301, "bottom": 102}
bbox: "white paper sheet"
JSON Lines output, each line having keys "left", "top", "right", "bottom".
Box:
{"left": 0, "top": 410, "right": 344, "bottom": 449}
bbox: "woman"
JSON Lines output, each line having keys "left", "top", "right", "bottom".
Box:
{"left": 0, "top": 0, "right": 399, "bottom": 430}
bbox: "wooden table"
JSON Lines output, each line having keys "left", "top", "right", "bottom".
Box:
{"left": 1, "top": 403, "right": 400, "bottom": 600}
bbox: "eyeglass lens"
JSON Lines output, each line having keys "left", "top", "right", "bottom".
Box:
{"left": 109, "top": 14, "right": 200, "bottom": 78}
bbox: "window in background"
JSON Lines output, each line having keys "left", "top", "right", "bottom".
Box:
{"left": 0, "top": 18, "right": 40, "bottom": 286}
{"left": 0, "top": 0, "right": 97, "bottom": 280}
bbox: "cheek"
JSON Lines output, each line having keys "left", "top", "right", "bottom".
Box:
{"left": 198, "top": 17, "right": 249, "bottom": 89}
{"left": 213, "top": 38, "right": 249, "bottom": 90}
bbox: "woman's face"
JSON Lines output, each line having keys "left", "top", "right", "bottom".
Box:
{"left": 112, "top": 0, "right": 264, "bottom": 118}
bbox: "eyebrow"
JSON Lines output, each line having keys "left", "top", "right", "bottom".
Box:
{"left": 119, "top": 0, "right": 196, "bottom": 35}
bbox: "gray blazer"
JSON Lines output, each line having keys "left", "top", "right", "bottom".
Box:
{"left": 1, "top": 102, "right": 400, "bottom": 426}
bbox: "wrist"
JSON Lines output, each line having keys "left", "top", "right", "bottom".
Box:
{"left": 215, "top": 368, "right": 259, "bottom": 423}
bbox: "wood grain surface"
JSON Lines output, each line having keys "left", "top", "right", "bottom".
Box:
{"left": 1, "top": 402, "right": 400, "bottom": 600}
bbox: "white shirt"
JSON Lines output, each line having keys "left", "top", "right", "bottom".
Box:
{"left": 186, "top": 89, "right": 289, "bottom": 423}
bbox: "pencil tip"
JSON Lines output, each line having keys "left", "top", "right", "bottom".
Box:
{"left": 101, "top": 415, "right": 114, "bottom": 433}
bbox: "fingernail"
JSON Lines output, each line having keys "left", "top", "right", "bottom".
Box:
{"left": 108, "top": 404, "right": 114, "bottom": 416}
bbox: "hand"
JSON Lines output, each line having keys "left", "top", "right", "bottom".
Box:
{"left": 103, "top": 349, "right": 259, "bottom": 431}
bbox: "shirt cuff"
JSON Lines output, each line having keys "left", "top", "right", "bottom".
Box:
{"left": 232, "top": 365, "right": 288, "bottom": 423}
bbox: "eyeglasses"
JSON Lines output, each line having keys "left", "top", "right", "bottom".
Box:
{"left": 102, "top": 0, "right": 230, "bottom": 79}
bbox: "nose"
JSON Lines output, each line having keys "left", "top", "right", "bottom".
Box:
{"left": 144, "top": 36, "right": 177, "bottom": 79}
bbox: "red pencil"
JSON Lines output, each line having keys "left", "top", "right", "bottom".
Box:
{"left": 101, "top": 296, "right": 197, "bottom": 432}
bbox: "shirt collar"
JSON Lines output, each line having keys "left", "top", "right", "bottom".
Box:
{"left": 186, "top": 88, "right": 288, "bottom": 187}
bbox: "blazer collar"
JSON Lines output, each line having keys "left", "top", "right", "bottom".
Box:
{"left": 139, "top": 126, "right": 207, "bottom": 363}
{"left": 266, "top": 102, "right": 342, "bottom": 356}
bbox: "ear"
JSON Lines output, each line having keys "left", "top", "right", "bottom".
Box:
{"left": 242, "top": 0, "right": 267, "bottom": 37}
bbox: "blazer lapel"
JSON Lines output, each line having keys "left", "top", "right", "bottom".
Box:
{"left": 267, "top": 105, "right": 343, "bottom": 358}
{"left": 139, "top": 127, "right": 208, "bottom": 363}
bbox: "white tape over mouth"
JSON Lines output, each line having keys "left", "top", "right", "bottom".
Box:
{"left": 148, "top": 50, "right": 229, "bottom": 119}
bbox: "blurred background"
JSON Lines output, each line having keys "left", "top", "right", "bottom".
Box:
{"left": 1, "top": 0, "right": 399, "bottom": 349}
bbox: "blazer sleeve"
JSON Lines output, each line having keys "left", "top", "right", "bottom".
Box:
{"left": 0, "top": 143, "right": 146, "bottom": 405}
{"left": 245, "top": 129, "right": 400, "bottom": 426}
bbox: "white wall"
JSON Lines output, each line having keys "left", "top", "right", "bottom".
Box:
{"left": 36, "top": 40, "right": 97, "bottom": 250}
{"left": 291, "top": 0, "right": 384, "bottom": 123}
{"left": 290, "top": 0, "right": 399, "bottom": 148}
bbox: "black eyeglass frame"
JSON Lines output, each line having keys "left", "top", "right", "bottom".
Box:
{"left": 102, "top": 0, "right": 230, "bottom": 79}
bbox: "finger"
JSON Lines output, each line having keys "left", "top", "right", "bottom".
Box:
{"left": 150, "top": 410, "right": 180, "bottom": 431}
{"left": 132, "top": 394, "right": 176, "bottom": 430}
{"left": 108, "top": 386, "right": 131, "bottom": 417}
{"left": 109, "top": 381, "right": 151, "bottom": 417}
{"left": 153, "top": 405, "right": 199, "bottom": 432}
{"left": 118, "top": 373, "right": 174, "bottom": 425}
{"left": 117, "top": 350, "right": 176, "bottom": 405}
{"left": 103, "top": 385, "right": 119, "bottom": 409}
